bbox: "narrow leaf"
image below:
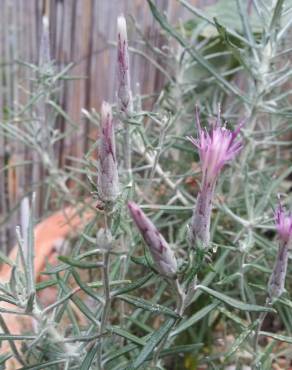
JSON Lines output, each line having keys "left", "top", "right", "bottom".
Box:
{"left": 113, "top": 273, "right": 153, "bottom": 296}
{"left": 19, "top": 359, "right": 67, "bottom": 370}
{"left": 197, "top": 285, "right": 275, "bottom": 312}
{"left": 260, "top": 331, "right": 292, "bottom": 344}
{"left": 36, "top": 279, "right": 57, "bottom": 291}
{"left": 146, "top": 343, "right": 203, "bottom": 361}
{"left": 119, "top": 295, "right": 179, "bottom": 318}
{"left": 129, "top": 318, "right": 176, "bottom": 369}
{"left": 58, "top": 255, "right": 103, "bottom": 269}
{"left": 104, "top": 343, "right": 137, "bottom": 365}
{"left": 80, "top": 343, "right": 98, "bottom": 370}
{"left": 225, "top": 321, "right": 258, "bottom": 359}
{"left": 110, "top": 326, "right": 146, "bottom": 346}
{"left": 172, "top": 302, "right": 219, "bottom": 336}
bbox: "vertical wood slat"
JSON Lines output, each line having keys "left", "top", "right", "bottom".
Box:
{"left": 0, "top": 0, "right": 205, "bottom": 251}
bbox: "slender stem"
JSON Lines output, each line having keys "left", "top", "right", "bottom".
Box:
{"left": 123, "top": 116, "right": 132, "bottom": 178}
{"left": 97, "top": 214, "right": 112, "bottom": 370}
{"left": 152, "top": 325, "right": 173, "bottom": 366}
{"left": 174, "top": 279, "right": 185, "bottom": 316}
{"left": 239, "top": 252, "right": 252, "bottom": 324}
{"left": 102, "top": 256, "right": 111, "bottom": 322}
{"left": 253, "top": 298, "right": 271, "bottom": 369}
{"left": 119, "top": 254, "right": 127, "bottom": 333}
{"left": 136, "top": 141, "right": 188, "bottom": 205}
{"left": 253, "top": 312, "right": 267, "bottom": 352}
{"left": 152, "top": 279, "right": 185, "bottom": 366}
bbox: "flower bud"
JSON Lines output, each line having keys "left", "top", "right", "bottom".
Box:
{"left": 268, "top": 242, "right": 289, "bottom": 299}
{"left": 97, "top": 102, "right": 119, "bottom": 202}
{"left": 268, "top": 204, "right": 292, "bottom": 299}
{"left": 117, "top": 15, "right": 132, "bottom": 114}
{"left": 39, "top": 15, "right": 52, "bottom": 71}
{"left": 128, "top": 201, "right": 177, "bottom": 278}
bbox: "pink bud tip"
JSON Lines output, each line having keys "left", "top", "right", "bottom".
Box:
{"left": 275, "top": 203, "right": 292, "bottom": 245}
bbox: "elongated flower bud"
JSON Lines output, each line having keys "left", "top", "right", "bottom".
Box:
{"left": 97, "top": 102, "right": 119, "bottom": 202}
{"left": 128, "top": 201, "right": 177, "bottom": 278}
{"left": 117, "top": 15, "right": 132, "bottom": 172}
{"left": 117, "top": 15, "right": 132, "bottom": 114}
{"left": 39, "top": 15, "right": 51, "bottom": 68}
{"left": 188, "top": 107, "right": 243, "bottom": 248}
{"left": 268, "top": 204, "right": 292, "bottom": 299}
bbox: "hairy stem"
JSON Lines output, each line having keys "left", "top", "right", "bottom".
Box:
{"left": 97, "top": 214, "right": 112, "bottom": 370}
{"left": 253, "top": 299, "right": 271, "bottom": 369}
{"left": 152, "top": 279, "right": 185, "bottom": 366}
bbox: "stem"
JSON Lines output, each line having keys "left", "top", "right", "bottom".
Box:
{"left": 152, "top": 279, "right": 185, "bottom": 366}
{"left": 253, "top": 298, "right": 271, "bottom": 369}
{"left": 135, "top": 140, "right": 189, "bottom": 205}
{"left": 123, "top": 116, "right": 132, "bottom": 177}
{"left": 119, "top": 254, "right": 127, "bottom": 334}
{"left": 97, "top": 214, "right": 112, "bottom": 370}
{"left": 239, "top": 252, "right": 252, "bottom": 324}
{"left": 174, "top": 279, "right": 186, "bottom": 316}
{"left": 190, "top": 182, "right": 215, "bottom": 249}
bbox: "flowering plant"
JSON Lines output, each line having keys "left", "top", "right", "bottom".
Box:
{"left": 187, "top": 107, "right": 243, "bottom": 248}
{"left": 0, "top": 2, "right": 291, "bottom": 370}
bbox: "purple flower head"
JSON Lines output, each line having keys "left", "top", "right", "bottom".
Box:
{"left": 97, "top": 102, "right": 119, "bottom": 202}
{"left": 275, "top": 203, "right": 292, "bottom": 246}
{"left": 128, "top": 201, "right": 177, "bottom": 278}
{"left": 188, "top": 106, "right": 243, "bottom": 188}
{"left": 117, "top": 15, "right": 132, "bottom": 113}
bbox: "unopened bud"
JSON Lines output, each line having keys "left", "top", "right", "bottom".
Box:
{"left": 268, "top": 203, "right": 292, "bottom": 299}
{"left": 39, "top": 15, "right": 52, "bottom": 70}
{"left": 97, "top": 102, "right": 119, "bottom": 202}
{"left": 128, "top": 201, "right": 177, "bottom": 278}
{"left": 117, "top": 15, "right": 132, "bottom": 113}
{"left": 268, "top": 242, "right": 289, "bottom": 299}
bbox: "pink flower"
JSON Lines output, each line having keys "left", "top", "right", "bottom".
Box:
{"left": 97, "top": 102, "right": 119, "bottom": 202}
{"left": 128, "top": 201, "right": 177, "bottom": 278}
{"left": 188, "top": 107, "right": 243, "bottom": 249}
{"left": 275, "top": 204, "right": 292, "bottom": 246}
{"left": 188, "top": 106, "right": 243, "bottom": 188}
